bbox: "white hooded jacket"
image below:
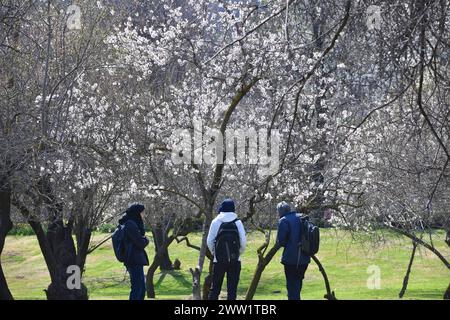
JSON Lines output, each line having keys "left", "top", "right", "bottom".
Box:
{"left": 207, "top": 212, "right": 247, "bottom": 262}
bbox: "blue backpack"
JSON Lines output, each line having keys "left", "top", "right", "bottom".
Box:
{"left": 112, "top": 224, "right": 127, "bottom": 263}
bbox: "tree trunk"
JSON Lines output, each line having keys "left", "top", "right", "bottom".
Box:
{"left": 246, "top": 260, "right": 266, "bottom": 300}
{"left": 42, "top": 179, "right": 88, "bottom": 300}
{"left": 175, "top": 234, "right": 212, "bottom": 300}
{"left": 0, "top": 263, "right": 12, "bottom": 300}
{"left": 202, "top": 259, "right": 213, "bottom": 300}
{"left": 75, "top": 226, "right": 92, "bottom": 276}
{"left": 192, "top": 204, "right": 213, "bottom": 300}
{"left": 73, "top": 187, "right": 94, "bottom": 276}
{"left": 0, "top": 2, "right": 21, "bottom": 300}
{"left": 44, "top": 220, "right": 88, "bottom": 300}
{"left": 189, "top": 79, "right": 258, "bottom": 300}
{"left": 446, "top": 230, "right": 450, "bottom": 247}
{"left": 0, "top": 183, "right": 13, "bottom": 300}
{"left": 308, "top": 5, "right": 327, "bottom": 222}
{"left": 12, "top": 181, "right": 88, "bottom": 300}
{"left": 245, "top": 243, "right": 280, "bottom": 300}
{"left": 311, "top": 255, "right": 337, "bottom": 300}
{"left": 190, "top": 267, "right": 202, "bottom": 300}
{"left": 444, "top": 283, "right": 450, "bottom": 300}
{"left": 152, "top": 225, "right": 173, "bottom": 271}
{"left": 399, "top": 241, "right": 417, "bottom": 298}
{"left": 146, "top": 254, "right": 161, "bottom": 299}
{"left": 245, "top": 248, "right": 336, "bottom": 301}
{"left": 146, "top": 235, "right": 175, "bottom": 298}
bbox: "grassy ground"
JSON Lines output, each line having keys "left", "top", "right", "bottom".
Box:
{"left": 2, "top": 229, "right": 449, "bottom": 300}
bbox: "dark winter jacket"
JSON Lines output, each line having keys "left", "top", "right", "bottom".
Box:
{"left": 119, "top": 210, "right": 149, "bottom": 267}
{"left": 277, "top": 211, "right": 311, "bottom": 266}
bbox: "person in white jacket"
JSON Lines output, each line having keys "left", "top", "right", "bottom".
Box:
{"left": 207, "top": 199, "right": 246, "bottom": 300}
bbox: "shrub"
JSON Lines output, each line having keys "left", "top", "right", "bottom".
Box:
{"left": 97, "top": 223, "right": 117, "bottom": 233}
{"left": 8, "top": 224, "right": 35, "bottom": 236}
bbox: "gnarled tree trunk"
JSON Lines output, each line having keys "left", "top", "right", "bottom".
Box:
{"left": 0, "top": 181, "right": 13, "bottom": 300}
{"left": 245, "top": 243, "right": 280, "bottom": 300}
{"left": 191, "top": 202, "right": 213, "bottom": 300}
{"left": 444, "top": 283, "right": 450, "bottom": 300}
{"left": 399, "top": 241, "right": 417, "bottom": 298}
{"left": 146, "top": 235, "right": 175, "bottom": 298}
{"left": 202, "top": 259, "right": 213, "bottom": 300}
{"left": 152, "top": 225, "right": 173, "bottom": 271}
{"left": 12, "top": 177, "right": 88, "bottom": 300}
{"left": 190, "top": 267, "right": 202, "bottom": 300}
{"left": 445, "top": 230, "right": 450, "bottom": 300}
{"left": 44, "top": 219, "right": 88, "bottom": 300}
{"left": 0, "top": 0, "right": 21, "bottom": 301}
{"left": 72, "top": 186, "right": 96, "bottom": 276}
{"left": 174, "top": 235, "right": 212, "bottom": 300}
{"left": 146, "top": 253, "right": 161, "bottom": 299}
{"left": 446, "top": 230, "right": 450, "bottom": 247}
{"left": 146, "top": 218, "right": 197, "bottom": 299}
{"left": 74, "top": 226, "right": 92, "bottom": 277}
{"left": 311, "top": 255, "right": 337, "bottom": 300}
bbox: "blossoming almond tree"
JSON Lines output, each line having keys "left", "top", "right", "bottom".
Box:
{"left": 1, "top": 0, "right": 141, "bottom": 299}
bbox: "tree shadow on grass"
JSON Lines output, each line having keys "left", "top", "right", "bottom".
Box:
{"left": 400, "top": 289, "right": 446, "bottom": 300}
{"left": 85, "top": 274, "right": 129, "bottom": 291}
{"left": 155, "top": 270, "right": 192, "bottom": 295}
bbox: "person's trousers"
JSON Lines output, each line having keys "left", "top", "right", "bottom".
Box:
{"left": 127, "top": 265, "right": 146, "bottom": 300}
{"left": 284, "top": 264, "right": 308, "bottom": 300}
{"left": 208, "top": 261, "right": 241, "bottom": 300}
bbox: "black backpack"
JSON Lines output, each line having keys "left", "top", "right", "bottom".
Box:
{"left": 214, "top": 219, "right": 241, "bottom": 263}
{"left": 112, "top": 224, "right": 127, "bottom": 263}
{"left": 297, "top": 215, "right": 320, "bottom": 262}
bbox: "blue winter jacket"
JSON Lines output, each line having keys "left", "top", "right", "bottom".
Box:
{"left": 277, "top": 211, "right": 311, "bottom": 266}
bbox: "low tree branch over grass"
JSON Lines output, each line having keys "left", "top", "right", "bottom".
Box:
{"left": 399, "top": 241, "right": 418, "bottom": 298}
{"left": 387, "top": 225, "right": 449, "bottom": 270}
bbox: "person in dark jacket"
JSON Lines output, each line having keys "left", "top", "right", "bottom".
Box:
{"left": 276, "top": 201, "right": 311, "bottom": 300}
{"left": 118, "top": 203, "right": 149, "bottom": 300}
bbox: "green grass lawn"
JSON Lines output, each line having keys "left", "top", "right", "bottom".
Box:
{"left": 2, "top": 229, "right": 449, "bottom": 300}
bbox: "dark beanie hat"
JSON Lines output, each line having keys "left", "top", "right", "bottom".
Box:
{"left": 218, "top": 199, "right": 235, "bottom": 213}
{"left": 118, "top": 203, "right": 146, "bottom": 235}
{"left": 126, "top": 203, "right": 145, "bottom": 216}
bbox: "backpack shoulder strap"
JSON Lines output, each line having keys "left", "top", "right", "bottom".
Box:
{"left": 221, "top": 218, "right": 239, "bottom": 226}
{"left": 298, "top": 215, "right": 306, "bottom": 241}
{"left": 216, "top": 219, "right": 239, "bottom": 239}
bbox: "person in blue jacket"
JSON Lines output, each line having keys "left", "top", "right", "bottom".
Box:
{"left": 276, "top": 201, "right": 311, "bottom": 300}
{"left": 118, "top": 203, "right": 149, "bottom": 300}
